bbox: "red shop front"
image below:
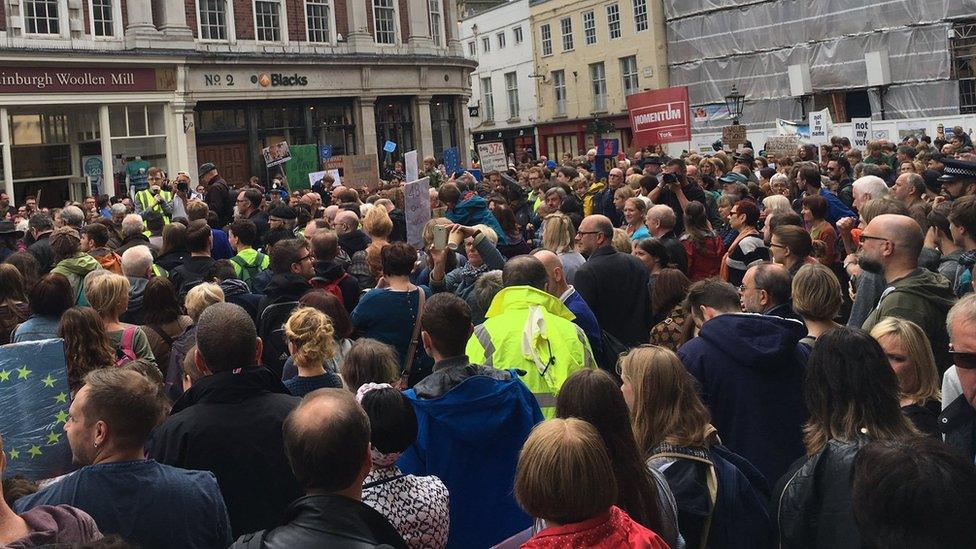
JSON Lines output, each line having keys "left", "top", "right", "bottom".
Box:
{"left": 536, "top": 114, "right": 632, "bottom": 160}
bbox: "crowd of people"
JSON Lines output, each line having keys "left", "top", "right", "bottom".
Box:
{"left": 1, "top": 131, "right": 976, "bottom": 548}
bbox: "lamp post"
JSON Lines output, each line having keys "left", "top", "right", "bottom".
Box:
{"left": 725, "top": 84, "right": 745, "bottom": 125}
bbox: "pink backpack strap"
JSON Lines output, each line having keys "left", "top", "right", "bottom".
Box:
{"left": 121, "top": 325, "right": 138, "bottom": 360}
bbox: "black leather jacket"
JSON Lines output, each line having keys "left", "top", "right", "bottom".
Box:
{"left": 940, "top": 394, "right": 976, "bottom": 462}
{"left": 231, "top": 494, "right": 407, "bottom": 549}
{"left": 773, "top": 438, "right": 868, "bottom": 549}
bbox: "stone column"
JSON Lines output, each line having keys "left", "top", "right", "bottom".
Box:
{"left": 0, "top": 109, "right": 13, "bottom": 204}
{"left": 407, "top": 0, "right": 432, "bottom": 51}
{"left": 443, "top": 0, "right": 461, "bottom": 55}
{"left": 356, "top": 96, "right": 379, "bottom": 156}
{"left": 156, "top": 0, "right": 195, "bottom": 41}
{"left": 455, "top": 95, "right": 471, "bottom": 167}
{"left": 125, "top": 0, "right": 161, "bottom": 46}
{"left": 98, "top": 105, "right": 116, "bottom": 196}
{"left": 345, "top": 0, "right": 374, "bottom": 50}
{"left": 416, "top": 95, "right": 434, "bottom": 158}
{"left": 167, "top": 101, "right": 197, "bottom": 177}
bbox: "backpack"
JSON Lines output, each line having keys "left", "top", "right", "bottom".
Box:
{"left": 115, "top": 325, "right": 139, "bottom": 366}
{"left": 230, "top": 252, "right": 269, "bottom": 292}
{"left": 258, "top": 301, "right": 300, "bottom": 378}
{"left": 310, "top": 273, "right": 348, "bottom": 308}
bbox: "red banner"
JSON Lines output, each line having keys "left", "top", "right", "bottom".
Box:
{"left": 627, "top": 87, "right": 691, "bottom": 146}
{"left": 0, "top": 67, "right": 163, "bottom": 93}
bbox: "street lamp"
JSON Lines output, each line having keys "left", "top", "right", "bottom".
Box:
{"left": 725, "top": 84, "right": 745, "bottom": 124}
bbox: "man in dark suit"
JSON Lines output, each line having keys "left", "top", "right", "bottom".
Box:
{"left": 573, "top": 215, "right": 652, "bottom": 347}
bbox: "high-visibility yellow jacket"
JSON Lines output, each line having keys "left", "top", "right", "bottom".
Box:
{"left": 135, "top": 189, "right": 173, "bottom": 224}
{"left": 466, "top": 285, "right": 595, "bottom": 418}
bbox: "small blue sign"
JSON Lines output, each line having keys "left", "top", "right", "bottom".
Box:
{"left": 383, "top": 141, "right": 397, "bottom": 153}
{"left": 469, "top": 169, "right": 483, "bottom": 182}
{"left": 594, "top": 156, "right": 612, "bottom": 180}
{"left": 443, "top": 147, "right": 460, "bottom": 175}
{"left": 319, "top": 144, "right": 333, "bottom": 162}
{"left": 597, "top": 139, "right": 620, "bottom": 156}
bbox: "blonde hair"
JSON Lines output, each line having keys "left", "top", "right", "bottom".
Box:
{"left": 869, "top": 318, "right": 941, "bottom": 405}
{"left": 611, "top": 228, "right": 632, "bottom": 254}
{"left": 541, "top": 213, "right": 575, "bottom": 254}
{"left": 625, "top": 174, "right": 643, "bottom": 189}
{"left": 792, "top": 263, "right": 842, "bottom": 321}
{"left": 620, "top": 346, "right": 715, "bottom": 456}
{"left": 85, "top": 272, "right": 130, "bottom": 318}
{"left": 184, "top": 283, "right": 224, "bottom": 321}
{"left": 762, "top": 194, "right": 792, "bottom": 216}
{"left": 362, "top": 205, "right": 393, "bottom": 239}
{"left": 615, "top": 186, "right": 636, "bottom": 201}
{"left": 284, "top": 306, "right": 336, "bottom": 367}
{"left": 515, "top": 418, "right": 616, "bottom": 525}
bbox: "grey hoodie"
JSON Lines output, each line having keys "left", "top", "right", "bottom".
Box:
{"left": 121, "top": 276, "right": 149, "bottom": 324}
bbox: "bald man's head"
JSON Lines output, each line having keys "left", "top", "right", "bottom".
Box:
{"left": 333, "top": 211, "right": 359, "bottom": 235}
{"left": 532, "top": 249, "right": 566, "bottom": 296}
{"left": 871, "top": 214, "right": 923, "bottom": 260}
{"left": 283, "top": 389, "right": 370, "bottom": 493}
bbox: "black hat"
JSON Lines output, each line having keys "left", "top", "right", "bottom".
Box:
{"left": 269, "top": 204, "right": 297, "bottom": 220}
{"left": 198, "top": 163, "right": 217, "bottom": 178}
{"left": 922, "top": 169, "right": 942, "bottom": 193}
{"left": 937, "top": 158, "right": 976, "bottom": 183}
{"left": 0, "top": 221, "right": 23, "bottom": 238}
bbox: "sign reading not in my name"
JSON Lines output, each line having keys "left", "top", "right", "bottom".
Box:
{"left": 0, "top": 67, "right": 165, "bottom": 93}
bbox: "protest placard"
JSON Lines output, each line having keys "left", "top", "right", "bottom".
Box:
{"left": 476, "top": 142, "right": 507, "bottom": 173}
{"left": 0, "top": 339, "right": 73, "bottom": 479}
{"left": 405, "top": 150, "right": 419, "bottom": 182}
{"left": 342, "top": 154, "right": 380, "bottom": 189}
{"left": 404, "top": 177, "right": 431, "bottom": 249}
{"left": 263, "top": 141, "right": 291, "bottom": 167}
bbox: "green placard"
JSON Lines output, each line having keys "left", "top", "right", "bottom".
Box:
{"left": 283, "top": 144, "right": 319, "bottom": 190}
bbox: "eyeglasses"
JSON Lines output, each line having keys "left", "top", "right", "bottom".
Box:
{"left": 576, "top": 231, "right": 601, "bottom": 236}
{"left": 294, "top": 253, "right": 312, "bottom": 264}
{"left": 951, "top": 350, "right": 976, "bottom": 370}
{"left": 859, "top": 234, "right": 889, "bottom": 243}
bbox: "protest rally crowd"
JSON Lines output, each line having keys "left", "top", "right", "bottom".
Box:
{"left": 2, "top": 130, "right": 976, "bottom": 548}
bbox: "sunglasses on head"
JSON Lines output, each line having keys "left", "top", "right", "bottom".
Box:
{"left": 952, "top": 350, "right": 976, "bottom": 370}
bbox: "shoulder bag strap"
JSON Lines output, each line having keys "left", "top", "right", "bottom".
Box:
{"left": 399, "top": 288, "right": 426, "bottom": 386}
{"left": 145, "top": 323, "right": 175, "bottom": 346}
{"left": 362, "top": 474, "right": 405, "bottom": 490}
{"left": 652, "top": 451, "right": 718, "bottom": 549}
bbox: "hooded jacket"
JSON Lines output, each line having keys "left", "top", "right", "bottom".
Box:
{"left": 338, "top": 229, "right": 372, "bottom": 258}
{"left": 7, "top": 505, "right": 102, "bottom": 548}
{"left": 311, "top": 259, "right": 361, "bottom": 312}
{"left": 148, "top": 367, "right": 302, "bottom": 537}
{"left": 220, "top": 278, "right": 262, "bottom": 322}
{"left": 400, "top": 368, "right": 543, "bottom": 548}
{"left": 678, "top": 313, "right": 809, "bottom": 484}
{"left": 51, "top": 252, "right": 102, "bottom": 304}
{"left": 465, "top": 286, "right": 595, "bottom": 418}
{"left": 446, "top": 194, "right": 508, "bottom": 244}
{"left": 258, "top": 273, "right": 312, "bottom": 316}
{"left": 861, "top": 268, "right": 955, "bottom": 374}
{"left": 230, "top": 494, "right": 407, "bottom": 549}
{"left": 121, "top": 276, "right": 149, "bottom": 324}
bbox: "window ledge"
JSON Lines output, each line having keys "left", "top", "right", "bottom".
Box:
{"left": 507, "top": 117, "right": 520, "bottom": 123}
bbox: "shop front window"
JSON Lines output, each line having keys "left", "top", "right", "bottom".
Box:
{"left": 312, "top": 101, "right": 356, "bottom": 156}
{"left": 256, "top": 105, "right": 308, "bottom": 147}
{"left": 430, "top": 97, "right": 457, "bottom": 160}
{"left": 10, "top": 112, "right": 71, "bottom": 180}
{"left": 375, "top": 98, "right": 414, "bottom": 170}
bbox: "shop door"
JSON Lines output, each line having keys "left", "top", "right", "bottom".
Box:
{"left": 197, "top": 143, "right": 248, "bottom": 185}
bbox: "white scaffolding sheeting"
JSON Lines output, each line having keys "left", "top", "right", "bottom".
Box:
{"left": 666, "top": 0, "right": 976, "bottom": 129}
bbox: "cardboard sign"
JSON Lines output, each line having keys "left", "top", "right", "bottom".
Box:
{"left": 764, "top": 135, "right": 803, "bottom": 160}
{"left": 405, "top": 150, "right": 419, "bottom": 182}
{"left": 808, "top": 108, "right": 832, "bottom": 145}
{"left": 722, "top": 125, "right": 748, "bottom": 149}
{"left": 627, "top": 86, "right": 691, "bottom": 146}
{"left": 263, "top": 141, "right": 291, "bottom": 168}
{"left": 851, "top": 118, "right": 872, "bottom": 150}
{"left": 0, "top": 339, "right": 74, "bottom": 480}
{"left": 404, "top": 177, "right": 431, "bottom": 249}
{"left": 443, "top": 147, "right": 460, "bottom": 175}
{"left": 342, "top": 154, "right": 380, "bottom": 189}
{"left": 476, "top": 141, "right": 508, "bottom": 173}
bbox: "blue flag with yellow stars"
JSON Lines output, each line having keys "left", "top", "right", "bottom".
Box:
{"left": 0, "top": 339, "right": 73, "bottom": 480}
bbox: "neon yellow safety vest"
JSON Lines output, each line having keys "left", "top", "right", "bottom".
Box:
{"left": 465, "top": 286, "right": 595, "bottom": 418}
{"left": 135, "top": 189, "right": 173, "bottom": 224}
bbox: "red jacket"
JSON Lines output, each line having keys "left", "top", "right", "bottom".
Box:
{"left": 681, "top": 233, "right": 724, "bottom": 282}
{"left": 522, "top": 506, "right": 670, "bottom": 549}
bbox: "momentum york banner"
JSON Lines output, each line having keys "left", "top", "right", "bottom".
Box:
{"left": 627, "top": 87, "right": 691, "bottom": 146}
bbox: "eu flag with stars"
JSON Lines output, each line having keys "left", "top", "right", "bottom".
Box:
{"left": 0, "top": 339, "right": 73, "bottom": 480}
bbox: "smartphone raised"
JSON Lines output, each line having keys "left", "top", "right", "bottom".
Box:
{"left": 432, "top": 224, "right": 448, "bottom": 250}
